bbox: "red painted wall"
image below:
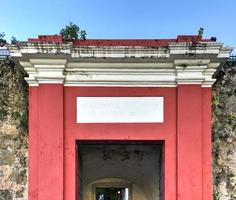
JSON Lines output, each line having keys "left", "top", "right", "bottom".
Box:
{"left": 28, "top": 85, "right": 212, "bottom": 200}
{"left": 64, "top": 87, "right": 177, "bottom": 200}
{"left": 28, "top": 34, "right": 210, "bottom": 46}
{"left": 29, "top": 87, "right": 38, "bottom": 200}
{"left": 202, "top": 88, "right": 213, "bottom": 200}
{"left": 38, "top": 85, "right": 64, "bottom": 200}
{"left": 177, "top": 85, "right": 203, "bottom": 200}
{"left": 29, "top": 85, "right": 64, "bottom": 200}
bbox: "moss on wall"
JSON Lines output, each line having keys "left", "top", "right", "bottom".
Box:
{"left": 212, "top": 61, "right": 236, "bottom": 200}
{"left": 0, "top": 59, "right": 28, "bottom": 200}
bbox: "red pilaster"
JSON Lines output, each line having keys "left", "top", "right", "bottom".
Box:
{"left": 37, "top": 84, "right": 64, "bottom": 200}
{"left": 202, "top": 88, "right": 213, "bottom": 200}
{"left": 177, "top": 85, "right": 203, "bottom": 200}
{"left": 29, "top": 87, "right": 39, "bottom": 200}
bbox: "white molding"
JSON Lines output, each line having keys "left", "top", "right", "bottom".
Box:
{"left": 8, "top": 42, "right": 232, "bottom": 87}
{"left": 71, "top": 46, "right": 170, "bottom": 58}
{"left": 66, "top": 62, "right": 174, "bottom": 69}
{"left": 29, "top": 59, "right": 67, "bottom": 65}
{"left": 63, "top": 83, "right": 178, "bottom": 87}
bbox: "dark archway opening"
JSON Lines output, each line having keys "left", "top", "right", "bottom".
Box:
{"left": 77, "top": 141, "right": 163, "bottom": 200}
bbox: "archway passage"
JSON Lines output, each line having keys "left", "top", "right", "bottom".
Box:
{"left": 78, "top": 142, "right": 163, "bottom": 200}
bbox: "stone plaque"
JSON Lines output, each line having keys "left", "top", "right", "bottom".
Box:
{"left": 77, "top": 97, "right": 164, "bottom": 123}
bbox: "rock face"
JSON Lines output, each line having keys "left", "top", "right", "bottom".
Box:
{"left": 0, "top": 58, "right": 236, "bottom": 200}
{"left": 212, "top": 60, "right": 236, "bottom": 200}
{"left": 0, "top": 59, "right": 28, "bottom": 200}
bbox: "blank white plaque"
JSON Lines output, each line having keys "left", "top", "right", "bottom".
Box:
{"left": 77, "top": 97, "right": 164, "bottom": 123}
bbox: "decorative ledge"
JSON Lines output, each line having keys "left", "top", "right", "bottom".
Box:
{"left": 8, "top": 35, "right": 233, "bottom": 87}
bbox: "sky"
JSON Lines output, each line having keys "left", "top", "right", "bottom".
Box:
{"left": 1, "top": 0, "right": 235, "bottom": 53}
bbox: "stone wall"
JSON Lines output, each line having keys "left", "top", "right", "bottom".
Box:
{"left": 0, "top": 59, "right": 236, "bottom": 200}
{"left": 0, "top": 59, "right": 28, "bottom": 200}
{"left": 212, "top": 60, "right": 236, "bottom": 200}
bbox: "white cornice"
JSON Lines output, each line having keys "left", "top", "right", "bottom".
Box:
{"left": 8, "top": 42, "right": 232, "bottom": 87}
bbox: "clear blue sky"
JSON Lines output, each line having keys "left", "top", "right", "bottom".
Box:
{"left": 1, "top": 0, "right": 235, "bottom": 53}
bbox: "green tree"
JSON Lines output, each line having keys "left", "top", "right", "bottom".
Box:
{"left": 60, "top": 22, "right": 87, "bottom": 40}
{"left": 11, "top": 36, "right": 19, "bottom": 45}
{"left": 80, "top": 30, "right": 87, "bottom": 40}
{"left": 198, "top": 27, "right": 204, "bottom": 37}
{"left": 0, "top": 32, "right": 7, "bottom": 45}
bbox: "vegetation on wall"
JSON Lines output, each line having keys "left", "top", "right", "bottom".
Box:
{"left": 212, "top": 60, "right": 236, "bottom": 200}
{"left": 0, "top": 59, "right": 28, "bottom": 200}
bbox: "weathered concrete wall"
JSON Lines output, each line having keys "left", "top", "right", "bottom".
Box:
{"left": 79, "top": 144, "right": 162, "bottom": 200}
{"left": 212, "top": 61, "right": 236, "bottom": 200}
{"left": 0, "top": 59, "right": 28, "bottom": 200}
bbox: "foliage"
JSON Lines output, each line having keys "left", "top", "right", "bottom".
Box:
{"left": 80, "top": 30, "right": 87, "bottom": 40}
{"left": 59, "top": 22, "right": 87, "bottom": 40}
{"left": 212, "top": 60, "right": 236, "bottom": 200}
{"left": 0, "top": 59, "right": 28, "bottom": 199}
{"left": 0, "top": 32, "right": 7, "bottom": 45}
{"left": 11, "top": 36, "right": 19, "bottom": 45}
{"left": 198, "top": 27, "right": 204, "bottom": 36}
{"left": 96, "top": 188, "right": 122, "bottom": 200}
{"left": 0, "top": 59, "right": 28, "bottom": 132}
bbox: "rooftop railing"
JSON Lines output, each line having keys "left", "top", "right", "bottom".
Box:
{"left": 0, "top": 48, "right": 10, "bottom": 59}
{"left": 229, "top": 54, "right": 236, "bottom": 61}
